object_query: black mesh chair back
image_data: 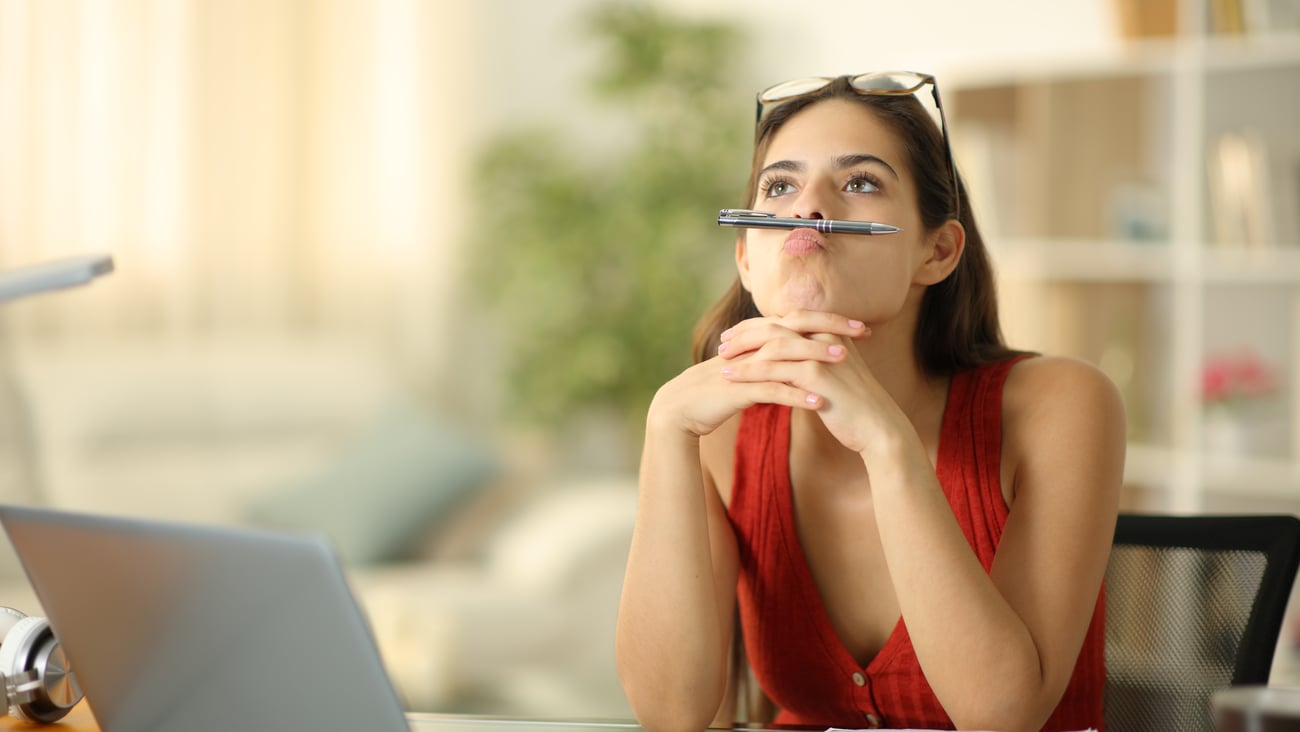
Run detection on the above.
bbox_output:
[1104,514,1300,732]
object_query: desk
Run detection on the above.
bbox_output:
[0,708,939,732]
[0,701,98,731]
[0,706,656,732]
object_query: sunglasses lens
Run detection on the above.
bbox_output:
[758,77,832,104]
[849,71,928,95]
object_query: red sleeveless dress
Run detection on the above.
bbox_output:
[727,357,1106,730]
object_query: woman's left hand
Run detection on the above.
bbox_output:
[716,310,914,456]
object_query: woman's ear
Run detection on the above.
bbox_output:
[914,219,965,286]
[735,234,753,292]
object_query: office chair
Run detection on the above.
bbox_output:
[1104,513,1300,732]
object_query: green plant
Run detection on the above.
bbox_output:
[467,4,752,437]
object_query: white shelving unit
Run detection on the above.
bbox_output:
[945,5,1300,514]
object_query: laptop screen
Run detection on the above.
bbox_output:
[0,506,410,732]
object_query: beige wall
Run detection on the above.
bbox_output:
[0,0,471,383]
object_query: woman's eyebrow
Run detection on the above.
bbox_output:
[757,159,803,179]
[758,154,900,181]
[835,153,899,180]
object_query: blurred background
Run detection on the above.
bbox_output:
[1,0,1297,718]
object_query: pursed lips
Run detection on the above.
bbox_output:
[783,227,826,256]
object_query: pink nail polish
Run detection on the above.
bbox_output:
[805,393,819,405]
[848,320,865,330]
[717,342,728,354]
[722,366,734,376]
[828,345,845,357]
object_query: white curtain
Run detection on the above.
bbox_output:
[0,0,472,377]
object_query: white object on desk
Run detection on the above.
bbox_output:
[1212,686,1300,729]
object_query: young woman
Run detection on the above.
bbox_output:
[615,73,1124,732]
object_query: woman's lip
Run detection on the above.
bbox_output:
[783,227,826,255]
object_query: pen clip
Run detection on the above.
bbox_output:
[719,209,774,218]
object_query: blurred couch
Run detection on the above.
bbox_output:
[0,336,637,716]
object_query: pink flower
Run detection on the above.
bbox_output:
[1201,350,1277,407]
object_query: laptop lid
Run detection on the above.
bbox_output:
[0,505,409,732]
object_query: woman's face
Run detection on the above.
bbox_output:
[737,98,940,325]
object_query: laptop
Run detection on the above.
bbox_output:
[0,505,411,732]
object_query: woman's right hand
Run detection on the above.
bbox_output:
[647,310,869,438]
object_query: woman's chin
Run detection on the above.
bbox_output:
[778,289,829,314]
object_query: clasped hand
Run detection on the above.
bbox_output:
[650,310,911,456]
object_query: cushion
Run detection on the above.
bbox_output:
[244,405,497,565]
[484,477,637,594]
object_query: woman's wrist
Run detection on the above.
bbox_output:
[644,410,705,448]
[858,426,928,481]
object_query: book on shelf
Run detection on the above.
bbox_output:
[1206,129,1300,248]
[1211,0,1248,34]
[1113,0,1179,38]
[1116,0,1300,38]
[1209,0,1300,34]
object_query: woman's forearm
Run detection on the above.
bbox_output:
[616,424,736,732]
[866,439,1057,731]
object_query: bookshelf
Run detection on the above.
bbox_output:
[946,0,1300,513]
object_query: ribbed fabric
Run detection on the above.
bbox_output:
[727,356,1106,730]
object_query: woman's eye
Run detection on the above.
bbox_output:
[762,178,795,198]
[845,176,878,194]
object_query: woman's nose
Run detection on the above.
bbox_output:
[792,196,827,221]
[791,181,831,220]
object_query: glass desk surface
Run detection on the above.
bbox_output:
[406,714,817,732]
[408,716,643,732]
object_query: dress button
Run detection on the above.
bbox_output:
[851,671,866,686]
[865,713,881,728]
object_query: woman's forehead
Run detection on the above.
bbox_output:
[761,98,902,167]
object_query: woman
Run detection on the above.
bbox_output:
[615,73,1124,732]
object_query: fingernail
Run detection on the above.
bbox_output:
[721,366,734,376]
[720,328,733,341]
[805,393,820,405]
[828,345,845,357]
[717,342,728,354]
[848,320,865,330]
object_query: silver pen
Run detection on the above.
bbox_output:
[717,209,901,235]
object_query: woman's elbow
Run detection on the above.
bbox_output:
[621,673,723,732]
[627,703,720,732]
[617,650,726,732]
[944,681,1062,732]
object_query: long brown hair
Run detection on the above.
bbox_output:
[690,76,1019,373]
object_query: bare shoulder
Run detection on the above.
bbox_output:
[700,412,743,507]
[1001,355,1127,504]
[1004,355,1126,428]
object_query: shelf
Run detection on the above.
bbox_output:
[989,240,1300,284]
[1202,248,1300,284]
[1193,31,1300,71]
[954,3,1300,514]
[990,239,1174,282]
[1202,454,1300,497]
[1125,442,1300,500]
[944,30,1300,89]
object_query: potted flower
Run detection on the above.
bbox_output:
[1200,349,1279,457]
